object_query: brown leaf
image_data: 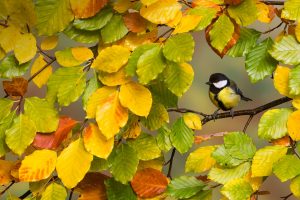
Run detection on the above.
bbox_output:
[268,5,276,22]
[123,13,147,33]
[205,16,240,58]
[131,168,168,198]
[288,25,296,35]
[75,172,109,200]
[271,136,291,147]
[3,77,28,97]
[32,116,78,150]
[10,161,21,181]
[224,0,243,6]
[0,160,14,184]
[70,0,108,19]
[196,175,210,183]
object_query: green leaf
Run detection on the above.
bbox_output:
[185,146,216,173]
[125,43,159,77]
[105,178,137,200]
[281,0,300,21]
[212,145,244,168]
[101,14,128,43]
[245,37,277,83]
[291,175,300,198]
[208,14,234,54]
[273,155,300,182]
[64,25,100,44]
[24,97,59,133]
[269,35,300,65]
[156,125,172,152]
[163,62,194,97]
[90,156,109,172]
[82,74,101,111]
[258,108,292,140]
[149,81,178,108]
[208,162,251,184]
[137,45,166,85]
[46,66,86,106]
[221,179,253,200]
[0,55,30,78]
[163,33,195,63]
[108,143,139,184]
[41,183,67,200]
[170,117,194,154]
[251,145,288,177]
[0,111,15,157]
[227,28,261,57]
[228,0,257,26]
[289,65,300,96]
[5,114,36,155]
[187,190,212,200]
[224,132,256,160]
[54,48,82,67]
[141,103,169,131]
[128,133,161,161]
[73,7,113,31]
[187,6,218,31]
[35,0,74,35]
[167,176,205,199]
[0,98,14,122]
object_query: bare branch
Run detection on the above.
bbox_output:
[280,193,293,200]
[28,58,56,83]
[262,0,284,5]
[0,181,15,196]
[243,115,254,133]
[154,28,174,43]
[262,22,284,34]
[167,148,176,179]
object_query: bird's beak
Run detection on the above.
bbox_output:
[206,82,211,85]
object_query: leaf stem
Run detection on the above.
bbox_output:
[167,148,176,179]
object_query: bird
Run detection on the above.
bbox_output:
[206,73,252,118]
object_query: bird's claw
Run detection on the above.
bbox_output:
[212,109,220,121]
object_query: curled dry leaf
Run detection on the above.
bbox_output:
[70,0,108,19]
[131,168,168,198]
[3,77,28,97]
[123,12,147,33]
[32,116,78,150]
[75,172,109,200]
[271,136,291,147]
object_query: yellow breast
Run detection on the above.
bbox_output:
[217,87,241,110]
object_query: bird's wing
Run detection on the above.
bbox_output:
[229,80,252,101]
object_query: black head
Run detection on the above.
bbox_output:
[206,73,230,92]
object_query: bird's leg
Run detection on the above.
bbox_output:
[212,108,220,121]
[230,109,234,118]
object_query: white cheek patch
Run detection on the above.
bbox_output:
[213,80,228,88]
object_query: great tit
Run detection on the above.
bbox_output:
[206,73,252,117]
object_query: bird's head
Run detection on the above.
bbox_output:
[206,73,230,89]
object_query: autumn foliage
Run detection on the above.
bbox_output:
[0,0,300,199]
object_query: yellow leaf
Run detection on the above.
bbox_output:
[96,91,128,139]
[71,47,94,62]
[287,110,300,141]
[173,15,202,34]
[83,123,114,159]
[273,65,292,97]
[30,55,52,88]
[296,23,300,43]
[19,150,57,182]
[86,86,117,118]
[14,33,37,64]
[98,67,131,86]
[256,2,274,23]
[293,96,300,109]
[56,138,93,188]
[0,160,14,184]
[183,112,202,130]
[55,48,83,67]
[113,0,132,13]
[70,0,107,19]
[92,45,131,73]
[119,82,152,117]
[140,0,182,24]
[244,172,262,192]
[0,26,21,53]
[140,0,159,6]
[123,121,141,139]
[138,157,164,171]
[0,47,5,60]
[41,36,58,51]
[166,11,182,28]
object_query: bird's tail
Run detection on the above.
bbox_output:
[241,95,252,101]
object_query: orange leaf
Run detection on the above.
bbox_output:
[131,168,168,198]
[3,77,28,97]
[271,136,291,147]
[70,0,108,19]
[32,116,78,150]
[0,160,14,184]
[123,13,147,33]
[224,0,242,5]
[75,172,109,200]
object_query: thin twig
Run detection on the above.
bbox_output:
[28,58,56,83]
[280,193,293,200]
[69,188,74,200]
[154,28,174,43]
[19,190,32,199]
[0,181,15,195]
[0,22,8,27]
[167,108,208,117]
[261,0,284,5]
[37,45,55,60]
[262,22,284,34]
[167,148,176,179]
[291,139,300,159]
[243,115,254,133]
[179,0,193,8]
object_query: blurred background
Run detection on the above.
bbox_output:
[0,18,295,199]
